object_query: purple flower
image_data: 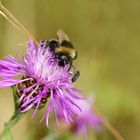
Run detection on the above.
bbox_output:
[0,39,82,126]
[70,95,102,136]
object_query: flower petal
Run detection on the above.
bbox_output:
[0,79,21,87]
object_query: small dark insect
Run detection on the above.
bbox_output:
[44,30,80,82]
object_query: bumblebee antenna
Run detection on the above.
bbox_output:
[0,2,39,45]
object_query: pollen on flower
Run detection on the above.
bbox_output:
[17,76,50,110]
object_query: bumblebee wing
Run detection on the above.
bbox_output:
[57,29,70,43]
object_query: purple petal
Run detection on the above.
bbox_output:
[32,98,41,118]
[20,102,35,112]
[0,79,21,87]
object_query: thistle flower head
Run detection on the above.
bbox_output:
[70,95,102,135]
[0,40,82,126]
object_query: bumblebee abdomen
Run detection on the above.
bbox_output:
[56,46,77,59]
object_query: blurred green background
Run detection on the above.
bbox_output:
[0,0,140,140]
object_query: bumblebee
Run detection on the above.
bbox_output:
[45,30,80,82]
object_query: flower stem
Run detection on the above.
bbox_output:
[0,86,24,140]
[94,106,125,140]
[0,111,23,140]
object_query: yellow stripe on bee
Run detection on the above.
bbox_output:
[56,46,76,58]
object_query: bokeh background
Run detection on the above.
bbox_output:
[0,0,140,140]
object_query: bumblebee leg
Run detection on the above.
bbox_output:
[67,61,73,71]
[40,40,48,47]
[72,70,80,82]
[41,40,49,55]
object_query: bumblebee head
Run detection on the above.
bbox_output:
[55,52,72,66]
